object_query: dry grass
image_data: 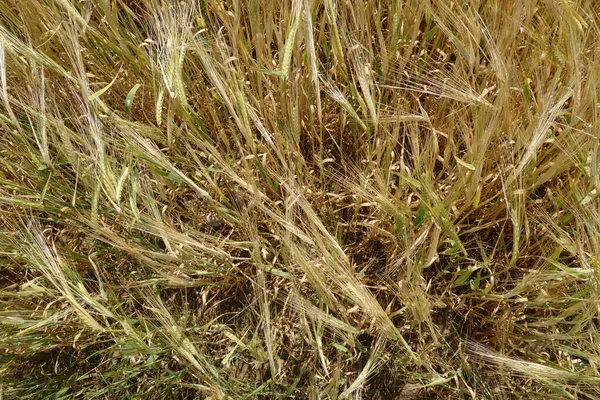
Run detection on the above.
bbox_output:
[1,0,600,398]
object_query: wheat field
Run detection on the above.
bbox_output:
[1,0,600,398]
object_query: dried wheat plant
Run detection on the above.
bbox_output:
[1,0,600,398]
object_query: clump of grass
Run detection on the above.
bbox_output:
[1,0,600,398]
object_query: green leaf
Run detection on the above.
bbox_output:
[423,24,439,42]
[253,158,269,180]
[579,188,597,205]
[454,156,476,170]
[321,38,330,59]
[414,206,426,227]
[277,117,292,142]
[332,343,348,353]
[257,263,292,279]
[454,268,473,286]
[400,174,422,189]
[469,276,480,291]
[124,83,142,117]
[395,218,405,236]
[165,172,185,184]
[89,71,120,101]
[145,354,158,366]
[422,376,452,387]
